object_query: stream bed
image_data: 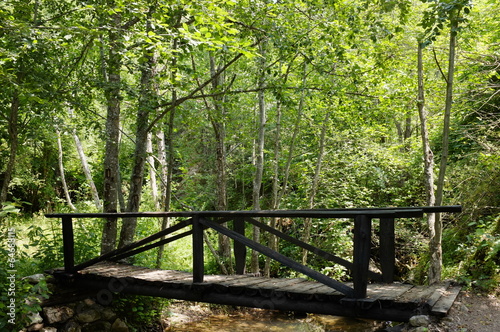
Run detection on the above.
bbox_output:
[165,303,392,331]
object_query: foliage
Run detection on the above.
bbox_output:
[112,294,169,331]
[0,226,51,330]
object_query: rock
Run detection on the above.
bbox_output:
[101,307,117,321]
[76,309,101,323]
[409,315,430,327]
[81,320,112,332]
[111,318,129,332]
[43,306,74,324]
[83,298,96,307]
[412,327,428,332]
[64,319,82,332]
[24,274,45,284]
[27,323,44,331]
[28,312,43,325]
[40,327,57,332]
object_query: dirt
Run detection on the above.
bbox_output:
[426,291,500,332]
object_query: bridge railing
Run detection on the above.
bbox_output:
[46,206,461,299]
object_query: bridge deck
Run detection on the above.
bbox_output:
[49,261,461,322]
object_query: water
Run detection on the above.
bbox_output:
[165,308,389,331]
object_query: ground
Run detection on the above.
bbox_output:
[163,291,500,332]
[427,291,500,332]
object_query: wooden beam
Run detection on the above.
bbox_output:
[379,218,395,283]
[192,215,204,283]
[62,216,74,273]
[233,218,246,274]
[353,215,371,298]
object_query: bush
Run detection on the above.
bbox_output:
[112,294,169,331]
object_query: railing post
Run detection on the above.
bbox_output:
[379,217,395,283]
[353,214,371,298]
[233,218,246,274]
[61,216,74,273]
[192,215,204,283]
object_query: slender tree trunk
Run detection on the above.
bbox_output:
[156,37,178,268]
[429,17,458,284]
[0,91,20,204]
[119,20,157,248]
[73,131,102,210]
[204,232,228,275]
[251,40,267,275]
[209,54,232,274]
[265,60,300,276]
[101,9,122,254]
[417,42,438,284]
[56,130,76,211]
[302,112,330,265]
[265,101,283,277]
[146,132,160,210]
[155,109,175,268]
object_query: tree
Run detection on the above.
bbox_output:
[419,0,471,283]
[101,0,125,254]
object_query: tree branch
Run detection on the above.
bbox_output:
[432,46,448,83]
[147,39,262,132]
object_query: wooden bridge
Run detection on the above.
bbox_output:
[45,206,462,322]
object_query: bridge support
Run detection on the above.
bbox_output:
[353,215,371,298]
[192,215,204,283]
[62,216,74,273]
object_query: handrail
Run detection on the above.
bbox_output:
[44,205,461,219]
[46,206,462,299]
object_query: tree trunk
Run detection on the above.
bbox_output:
[155,109,176,268]
[56,130,76,211]
[119,23,157,249]
[156,37,178,268]
[73,131,102,210]
[417,42,437,284]
[209,54,233,274]
[100,9,122,254]
[251,40,267,275]
[0,91,20,204]
[430,16,458,284]
[302,112,330,265]
[146,132,160,211]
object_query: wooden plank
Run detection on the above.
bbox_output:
[203,274,248,283]
[366,283,414,301]
[217,275,268,287]
[396,285,436,304]
[84,264,140,277]
[248,278,305,290]
[426,282,451,309]
[280,280,324,293]
[431,285,462,315]
[304,284,345,296]
[256,278,307,290]
[133,270,191,282]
